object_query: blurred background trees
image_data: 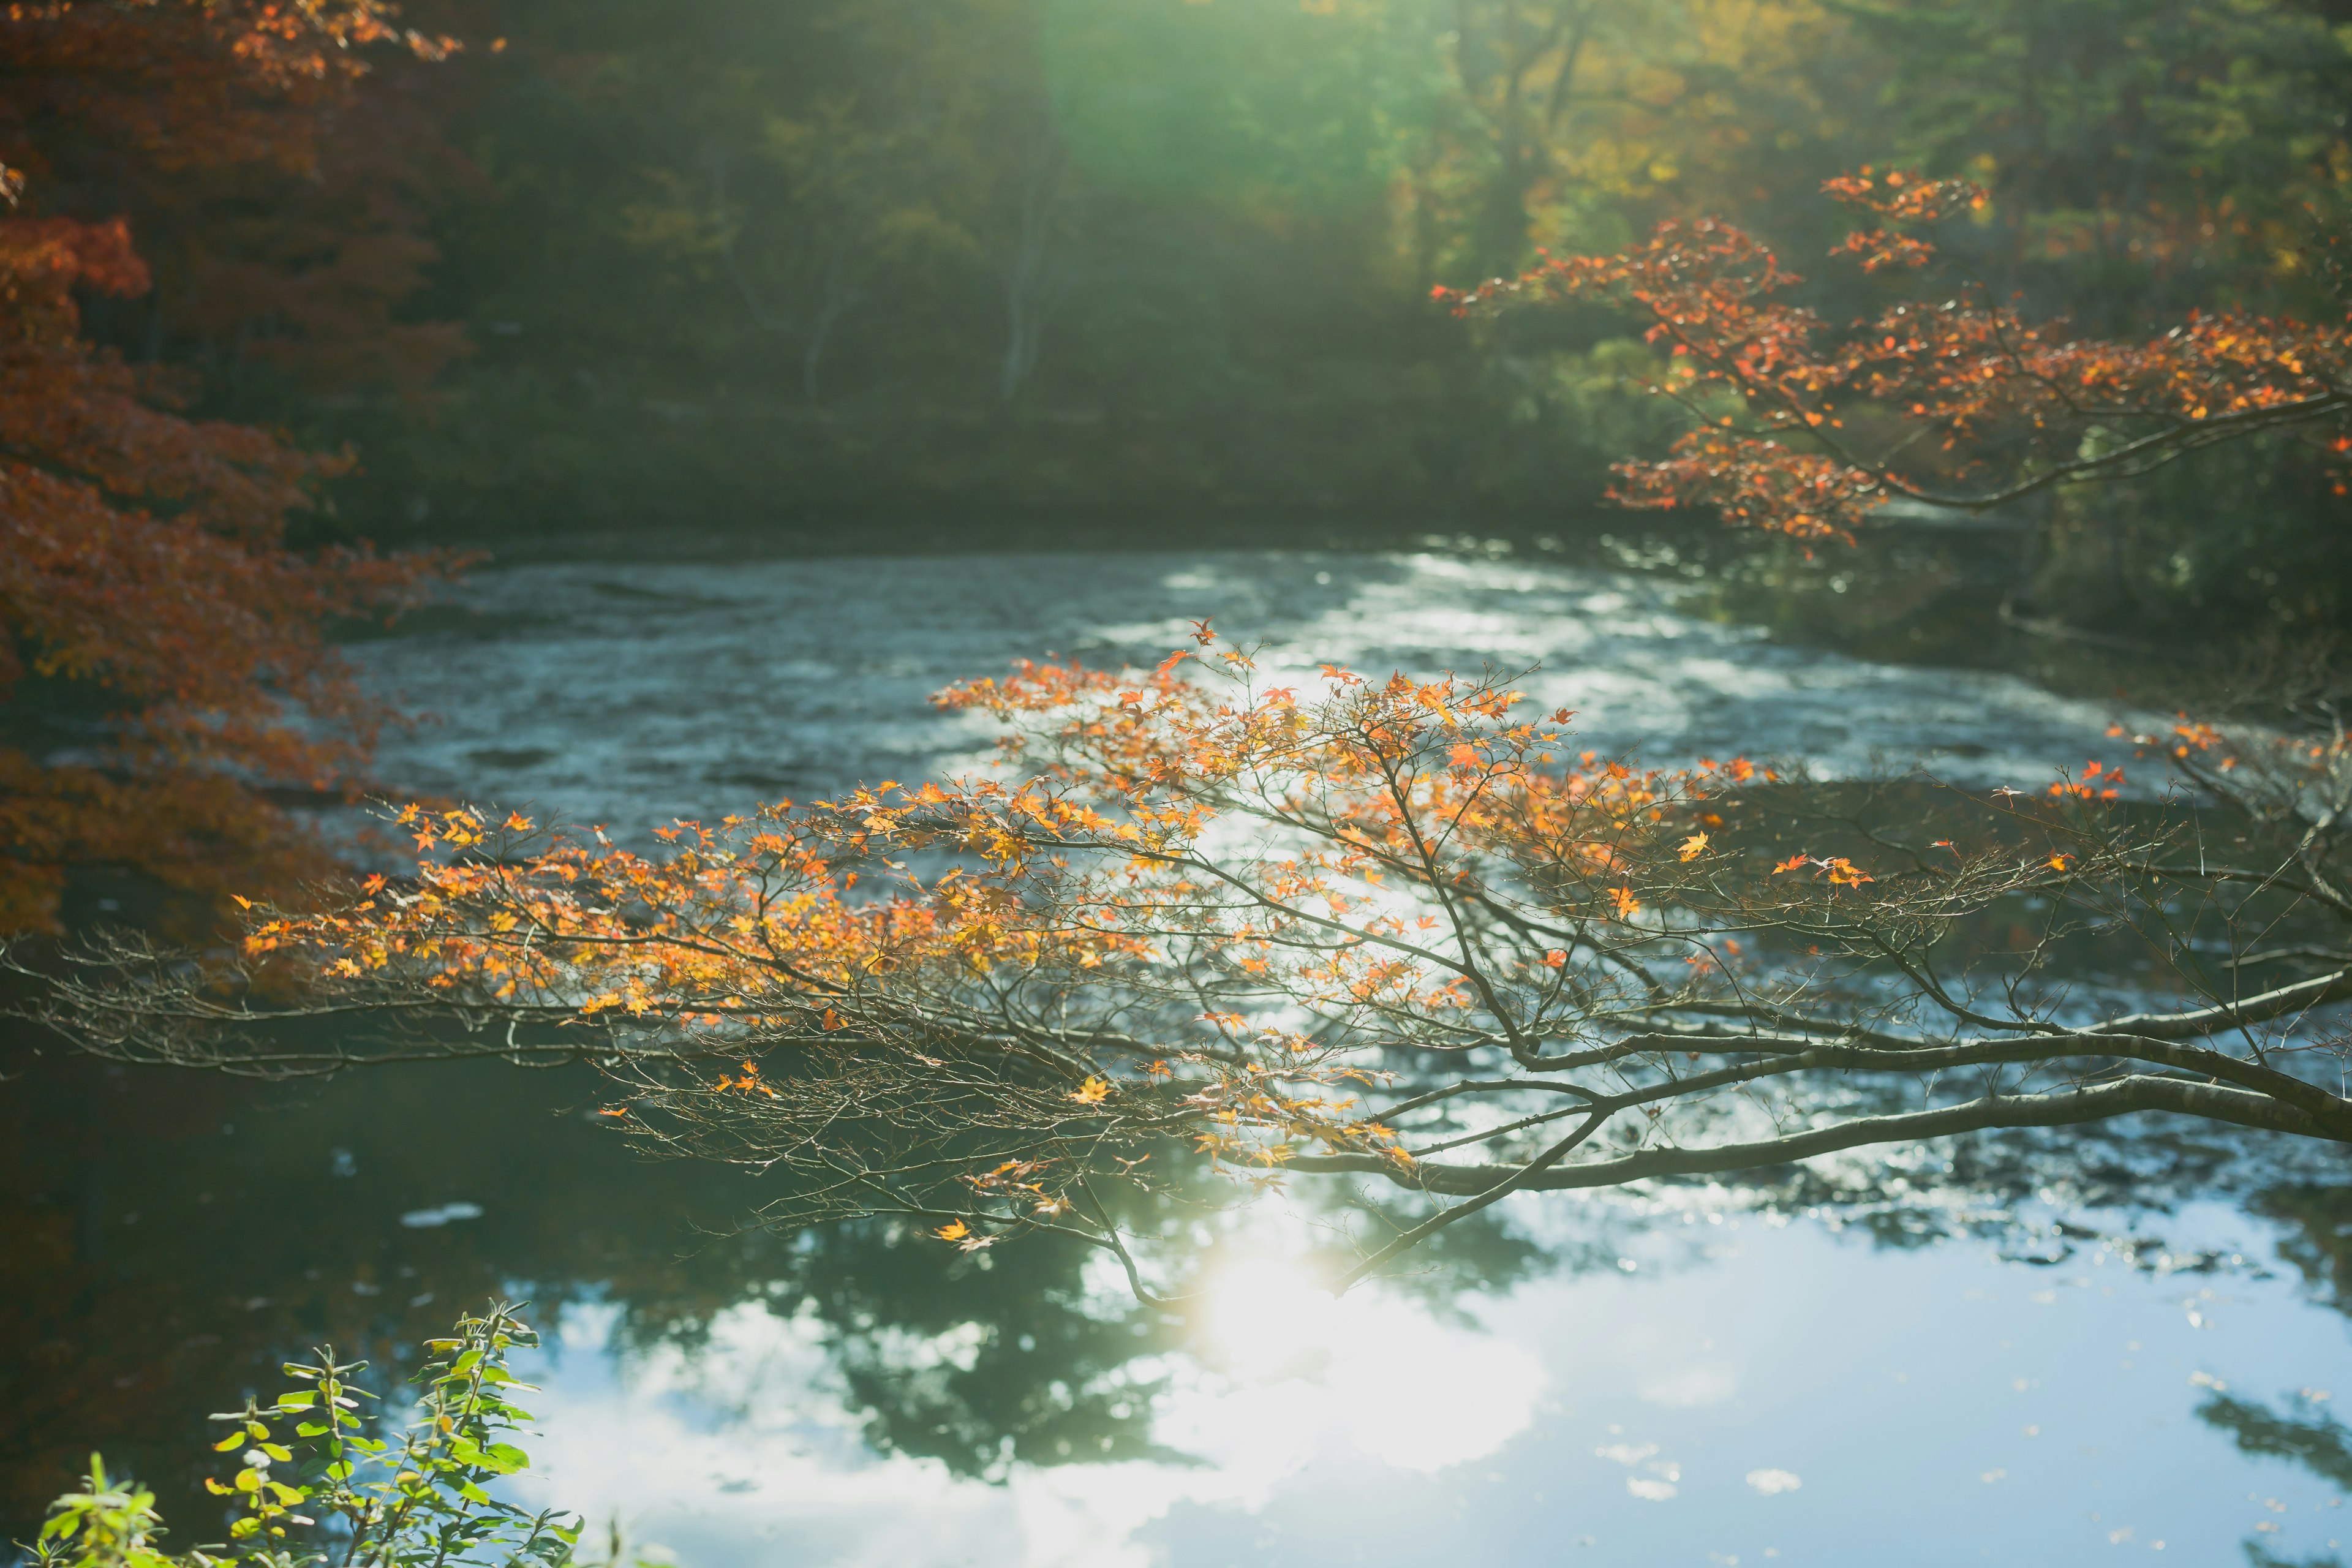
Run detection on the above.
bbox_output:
[19,0,2352,617]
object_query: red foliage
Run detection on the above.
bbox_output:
[1446,168,2352,541]
[0,2,461,933]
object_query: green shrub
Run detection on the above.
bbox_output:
[25,1305,600,1568]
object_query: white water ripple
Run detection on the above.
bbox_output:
[355,549,2138,842]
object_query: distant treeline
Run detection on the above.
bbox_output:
[56,0,2352,622]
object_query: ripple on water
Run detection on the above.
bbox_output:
[356,549,2143,839]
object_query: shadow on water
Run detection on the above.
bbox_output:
[0,1044,1553,1537]
[8,1028,2352,1547]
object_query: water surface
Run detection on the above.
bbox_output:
[8,548,2345,1566]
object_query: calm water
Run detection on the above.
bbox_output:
[8,549,2348,1565]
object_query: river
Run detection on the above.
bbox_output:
[6,547,2347,1566]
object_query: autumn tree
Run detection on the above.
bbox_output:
[30,630,2352,1295]
[1444,169,2352,545]
[28,166,2352,1291]
[0,1,459,934]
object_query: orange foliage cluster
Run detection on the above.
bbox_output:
[1443,168,2352,540]
[0,2,457,932]
[230,634,1872,1242]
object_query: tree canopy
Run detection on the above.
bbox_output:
[0,1,456,933]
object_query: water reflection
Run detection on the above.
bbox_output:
[7,1042,2352,1564]
[12,546,2352,1561]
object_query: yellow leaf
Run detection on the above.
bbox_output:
[933,1219,970,1242]
[1678,832,1709,861]
[1069,1076,1111,1105]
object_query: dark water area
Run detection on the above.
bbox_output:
[9,547,2352,1565]
[10,1043,2352,1565]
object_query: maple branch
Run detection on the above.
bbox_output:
[1298,1074,2347,1200]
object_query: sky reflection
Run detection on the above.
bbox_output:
[336,548,2348,1562]
[505,1197,2349,1567]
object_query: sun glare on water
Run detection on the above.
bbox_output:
[1178,1253,1546,1473]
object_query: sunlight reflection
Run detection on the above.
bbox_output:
[1196,1257,1340,1381]
[483,1203,2352,1568]
[1176,1250,1545,1474]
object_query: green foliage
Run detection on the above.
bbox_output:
[24,1306,582,1568]
[28,1461,174,1568]
[2032,435,2352,630]
[1862,0,2352,324]
[48,0,2352,636]
[1042,0,1442,210]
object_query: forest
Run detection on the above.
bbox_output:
[34,0,2352,572]
[9,0,2352,1564]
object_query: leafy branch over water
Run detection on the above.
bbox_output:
[26,620,2352,1296]
[23,164,2352,1297]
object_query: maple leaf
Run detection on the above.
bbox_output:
[933,1220,970,1242]
[1069,1076,1112,1105]
[1678,832,1709,861]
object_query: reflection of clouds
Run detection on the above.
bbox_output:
[510,1256,1544,1568]
[1174,1254,1545,1475]
[517,1302,1033,1567]
[1640,1363,1738,1409]
[496,1204,2352,1567]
